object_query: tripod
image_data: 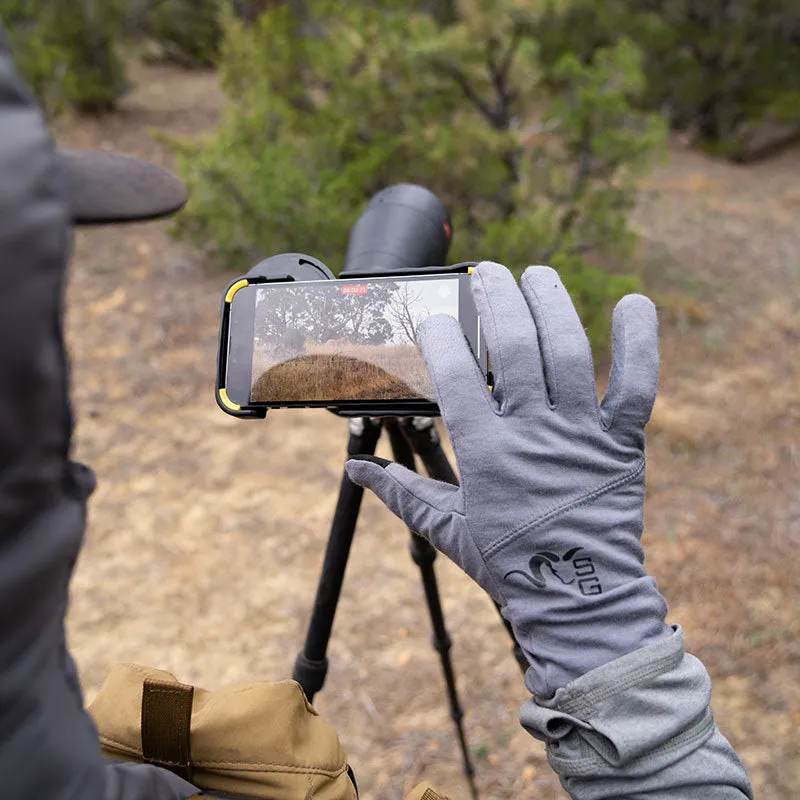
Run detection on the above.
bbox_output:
[292,416,528,799]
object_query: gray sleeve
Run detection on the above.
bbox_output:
[519,626,753,799]
[0,26,196,800]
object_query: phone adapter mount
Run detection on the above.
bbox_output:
[247,252,335,283]
[215,253,335,419]
[215,185,475,420]
[215,252,475,421]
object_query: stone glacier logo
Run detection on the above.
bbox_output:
[503,547,603,596]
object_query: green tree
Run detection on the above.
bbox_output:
[171,1,666,346]
[536,0,800,157]
[57,0,128,113]
[134,0,283,69]
[142,0,222,68]
[0,0,67,114]
[0,0,127,115]
[646,0,800,148]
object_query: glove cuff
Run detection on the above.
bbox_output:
[511,575,670,697]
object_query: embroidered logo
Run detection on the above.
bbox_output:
[503,547,603,595]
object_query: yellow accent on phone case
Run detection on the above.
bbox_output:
[218,388,241,411]
[225,279,249,304]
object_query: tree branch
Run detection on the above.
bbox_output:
[439,62,504,128]
[542,119,594,260]
[485,26,522,129]
[488,26,524,216]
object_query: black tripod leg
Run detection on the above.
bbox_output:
[292,417,383,702]
[385,420,478,800]
[400,418,530,675]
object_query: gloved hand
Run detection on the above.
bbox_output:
[346,262,671,697]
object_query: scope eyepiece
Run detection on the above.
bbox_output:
[342,184,452,275]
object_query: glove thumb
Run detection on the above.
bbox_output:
[345,456,458,542]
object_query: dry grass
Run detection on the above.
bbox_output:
[252,343,434,402]
[52,63,799,799]
[253,354,420,402]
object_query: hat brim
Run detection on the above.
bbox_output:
[58,149,188,226]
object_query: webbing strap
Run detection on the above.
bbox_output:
[141,678,194,781]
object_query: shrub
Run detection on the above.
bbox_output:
[536,0,800,157]
[56,0,128,113]
[143,0,222,68]
[135,0,280,70]
[0,0,67,115]
[171,1,666,347]
[0,0,127,115]
[646,0,800,150]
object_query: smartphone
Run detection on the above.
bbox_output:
[220,272,486,414]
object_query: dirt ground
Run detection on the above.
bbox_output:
[55,62,799,799]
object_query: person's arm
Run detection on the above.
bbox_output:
[518,626,751,799]
[0,28,196,799]
[347,262,753,798]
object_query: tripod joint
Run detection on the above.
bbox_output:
[292,653,329,702]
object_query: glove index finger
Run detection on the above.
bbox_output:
[345,456,459,545]
[419,313,497,438]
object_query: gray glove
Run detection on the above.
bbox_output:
[346,262,671,697]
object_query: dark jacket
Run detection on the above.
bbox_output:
[0,29,196,799]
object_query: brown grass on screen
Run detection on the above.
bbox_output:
[251,345,435,402]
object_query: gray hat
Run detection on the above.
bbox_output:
[59,149,188,225]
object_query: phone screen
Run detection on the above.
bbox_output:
[226,273,481,407]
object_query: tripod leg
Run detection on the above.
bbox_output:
[400,418,530,675]
[385,420,478,800]
[292,417,382,703]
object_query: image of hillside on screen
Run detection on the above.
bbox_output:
[251,278,459,403]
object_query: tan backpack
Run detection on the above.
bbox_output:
[89,664,451,800]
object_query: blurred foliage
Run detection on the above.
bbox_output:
[0,0,269,111]
[229,0,281,24]
[536,0,800,156]
[2,0,793,337]
[3,0,795,150]
[56,0,128,113]
[137,1,285,67]
[0,0,127,115]
[142,0,222,68]
[0,0,65,112]
[172,1,663,346]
